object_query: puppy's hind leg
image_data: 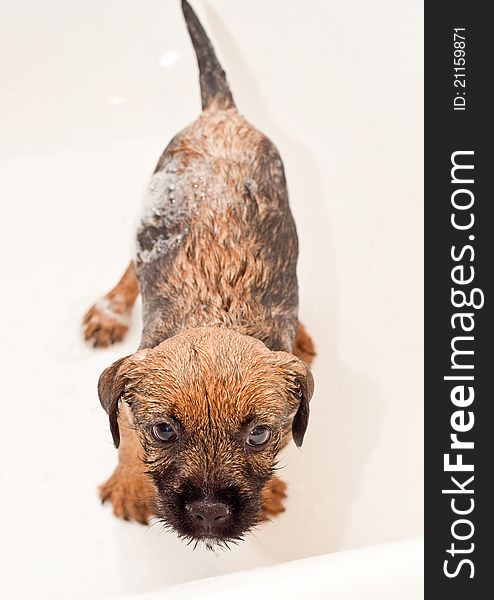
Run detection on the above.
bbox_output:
[84,261,139,347]
[292,322,316,366]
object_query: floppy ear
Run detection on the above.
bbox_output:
[290,359,314,447]
[274,352,315,447]
[98,356,131,448]
[292,361,314,448]
[98,349,150,447]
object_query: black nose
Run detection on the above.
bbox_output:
[187,500,229,530]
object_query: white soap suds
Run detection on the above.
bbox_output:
[136,232,184,263]
[137,154,241,263]
[93,297,130,326]
[244,178,258,196]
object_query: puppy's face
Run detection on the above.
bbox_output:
[98,327,313,547]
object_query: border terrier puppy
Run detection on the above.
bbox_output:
[84,0,315,548]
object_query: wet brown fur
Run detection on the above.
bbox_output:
[83,1,315,546]
[136,106,300,352]
[94,328,313,543]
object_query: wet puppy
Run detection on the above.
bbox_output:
[84,0,315,548]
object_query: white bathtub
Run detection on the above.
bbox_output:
[0,0,423,598]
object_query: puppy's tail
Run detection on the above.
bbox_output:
[181,0,236,111]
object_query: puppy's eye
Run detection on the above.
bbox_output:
[246,425,271,447]
[152,422,178,442]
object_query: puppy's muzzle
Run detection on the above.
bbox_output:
[187,499,230,533]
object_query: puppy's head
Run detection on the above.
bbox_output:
[98,327,313,547]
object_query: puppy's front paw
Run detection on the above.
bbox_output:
[260,476,287,521]
[83,298,130,347]
[99,471,155,525]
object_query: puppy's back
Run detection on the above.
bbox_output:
[136,1,299,352]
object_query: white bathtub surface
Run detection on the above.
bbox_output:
[131,538,424,600]
[0,0,423,598]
